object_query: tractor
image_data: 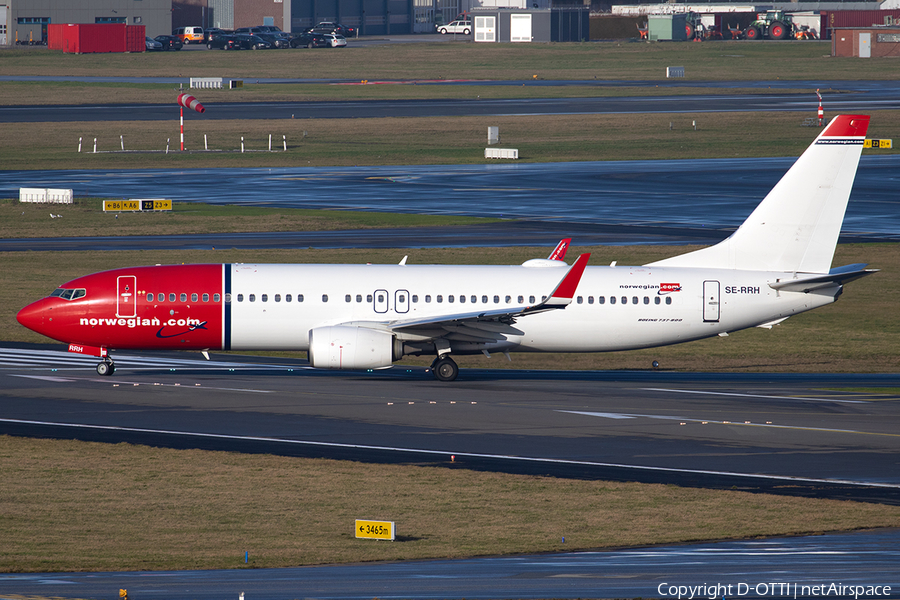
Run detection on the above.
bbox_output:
[684,12,723,41]
[744,10,794,40]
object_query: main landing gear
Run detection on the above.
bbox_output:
[431,356,459,382]
[96,357,116,376]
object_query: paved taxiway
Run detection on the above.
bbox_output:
[2,529,899,599]
[2,345,899,503]
[3,79,900,123]
[2,156,899,241]
[4,92,900,123]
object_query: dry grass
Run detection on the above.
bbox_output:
[0,42,893,81]
[2,435,898,572]
[2,110,898,171]
[3,243,897,373]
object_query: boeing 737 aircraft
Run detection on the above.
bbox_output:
[17,115,876,381]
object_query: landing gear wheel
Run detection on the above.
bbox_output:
[96,360,115,376]
[432,356,459,382]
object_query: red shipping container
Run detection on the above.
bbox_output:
[126,25,145,52]
[48,23,146,54]
[47,24,64,50]
[820,10,900,39]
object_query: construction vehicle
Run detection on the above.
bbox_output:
[794,25,818,40]
[744,10,794,40]
[684,12,723,41]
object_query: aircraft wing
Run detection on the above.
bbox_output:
[769,264,878,293]
[339,253,590,342]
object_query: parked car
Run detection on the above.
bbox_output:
[203,28,230,43]
[322,33,348,47]
[255,32,290,48]
[310,22,356,37]
[232,34,273,50]
[173,26,205,44]
[290,32,330,48]
[154,35,183,50]
[145,36,164,51]
[235,26,291,46]
[207,33,238,50]
[436,20,471,34]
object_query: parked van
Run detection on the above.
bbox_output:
[173,26,204,44]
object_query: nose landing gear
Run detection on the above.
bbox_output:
[431,356,459,382]
[96,358,116,376]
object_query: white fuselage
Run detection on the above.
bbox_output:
[228,263,836,353]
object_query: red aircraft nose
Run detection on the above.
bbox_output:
[17,299,47,335]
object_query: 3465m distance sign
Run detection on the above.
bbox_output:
[355,519,395,541]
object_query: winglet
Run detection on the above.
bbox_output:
[533,252,590,310]
[547,238,571,261]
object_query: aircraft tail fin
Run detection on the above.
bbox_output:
[547,238,571,261]
[647,115,869,274]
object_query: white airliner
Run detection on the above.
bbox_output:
[17,115,875,381]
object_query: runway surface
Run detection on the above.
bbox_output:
[2,529,899,599]
[2,156,899,244]
[2,78,900,122]
[2,344,898,503]
[4,92,900,122]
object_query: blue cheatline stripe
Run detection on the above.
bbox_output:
[224,264,232,351]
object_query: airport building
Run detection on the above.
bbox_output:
[1,0,172,43]
[1,0,895,43]
[172,0,587,36]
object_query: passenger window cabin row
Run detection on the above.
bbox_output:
[227,292,673,306]
[148,292,221,303]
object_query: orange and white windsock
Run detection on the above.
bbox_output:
[816,89,824,122]
[177,93,206,113]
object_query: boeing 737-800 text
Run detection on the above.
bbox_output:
[17,115,875,381]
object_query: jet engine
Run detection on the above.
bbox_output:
[308,326,399,370]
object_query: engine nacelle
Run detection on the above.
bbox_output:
[308,326,397,370]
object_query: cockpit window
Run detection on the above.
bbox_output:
[50,288,86,301]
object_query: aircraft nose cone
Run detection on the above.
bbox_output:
[17,300,46,334]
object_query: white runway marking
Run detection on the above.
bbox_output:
[0,348,301,372]
[2,417,898,489]
[559,410,899,438]
[7,373,274,394]
[641,387,868,404]
[8,374,76,383]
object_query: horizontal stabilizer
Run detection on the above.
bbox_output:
[769,264,878,293]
